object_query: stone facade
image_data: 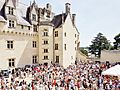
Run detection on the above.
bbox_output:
[99,50,120,63]
[0,0,80,69]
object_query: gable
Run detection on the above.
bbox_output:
[31,6,37,15]
[64,14,79,34]
[26,2,38,24]
[63,14,73,28]
[6,0,15,8]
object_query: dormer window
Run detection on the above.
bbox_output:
[9,20,15,28]
[8,7,14,15]
[32,14,36,21]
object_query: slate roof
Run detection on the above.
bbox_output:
[0,0,31,26]
[0,1,6,21]
[0,1,5,10]
[0,1,68,28]
[16,14,31,26]
[16,2,31,26]
[0,15,6,22]
[52,13,67,28]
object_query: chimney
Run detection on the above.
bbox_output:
[46,3,52,11]
[65,3,71,14]
[72,14,76,26]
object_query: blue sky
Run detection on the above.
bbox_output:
[21,0,120,47]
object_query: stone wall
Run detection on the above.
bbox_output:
[98,50,120,63]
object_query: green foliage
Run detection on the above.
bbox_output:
[113,33,120,49]
[109,46,114,50]
[89,33,111,58]
[80,47,88,56]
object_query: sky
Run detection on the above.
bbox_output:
[21,0,120,47]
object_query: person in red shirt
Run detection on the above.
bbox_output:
[52,79,56,87]
[32,81,34,90]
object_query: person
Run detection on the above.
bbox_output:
[52,79,56,87]
[32,81,34,90]
[76,80,80,90]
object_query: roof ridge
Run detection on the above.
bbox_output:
[18,1,29,7]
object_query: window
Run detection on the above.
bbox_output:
[8,7,14,15]
[33,41,37,48]
[33,25,37,32]
[44,40,48,44]
[8,58,15,67]
[21,25,24,29]
[75,34,76,37]
[64,32,66,37]
[44,56,48,60]
[64,44,66,50]
[9,20,15,28]
[56,56,59,63]
[75,47,76,50]
[32,56,37,64]
[43,31,48,36]
[75,41,76,44]
[43,29,48,36]
[77,35,79,38]
[55,44,58,50]
[7,41,13,49]
[55,31,58,37]
[71,56,73,59]
[44,49,48,53]
[32,14,36,21]
[28,26,30,30]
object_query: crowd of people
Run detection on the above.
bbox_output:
[0,60,120,90]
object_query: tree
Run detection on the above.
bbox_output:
[113,33,120,49]
[80,47,88,56]
[89,33,111,58]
